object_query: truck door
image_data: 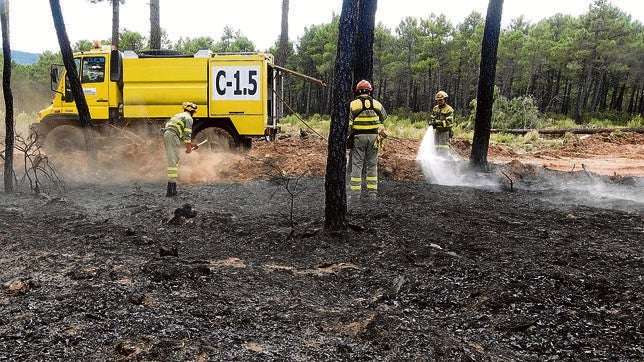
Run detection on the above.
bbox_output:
[60,55,110,120]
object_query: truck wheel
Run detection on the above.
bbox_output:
[43,125,86,154]
[193,127,236,152]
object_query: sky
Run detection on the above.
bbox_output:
[4,0,643,54]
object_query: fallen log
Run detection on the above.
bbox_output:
[490,127,644,135]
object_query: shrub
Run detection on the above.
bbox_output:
[467,92,541,130]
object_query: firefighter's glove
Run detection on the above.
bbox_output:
[373,130,387,150]
[185,143,196,153]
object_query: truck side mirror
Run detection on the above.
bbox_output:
[50,64,64,95]
[50,68,58,85]
[110,49,122,84]
[64,77,73,102]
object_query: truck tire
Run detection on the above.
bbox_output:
[193,127,236,152]
[43,125,86,154]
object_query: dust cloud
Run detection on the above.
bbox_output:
[46,137,239,186]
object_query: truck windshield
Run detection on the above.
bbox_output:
[81,56,105,83]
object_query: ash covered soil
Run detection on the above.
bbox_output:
[1,132,642,360]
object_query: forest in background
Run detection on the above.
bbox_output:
[1,0,642,127]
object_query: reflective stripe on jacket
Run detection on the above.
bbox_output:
[349,95,387,133]
[430,104,455,130]
[164,111,194,144]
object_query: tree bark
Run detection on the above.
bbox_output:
[324,0,359,230]
[1,0,14,193]
[277,0,289,66]
[49,0,97,164]
[353,0,376,83]
[149,0,160,49]
[111,0,119,49]
[470,0,503,172]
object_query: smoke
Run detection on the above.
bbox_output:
[415,127,643,214]
[532,175,644,214]
[416,127,501,190]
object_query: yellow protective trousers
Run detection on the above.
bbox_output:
[349,133,379,197]
[163,130,181,182]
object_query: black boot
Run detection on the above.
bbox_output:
[166,182,177,197]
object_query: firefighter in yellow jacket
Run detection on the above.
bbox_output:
[429,91,455,158]
[162,102,199,197]
[347,80,387,199]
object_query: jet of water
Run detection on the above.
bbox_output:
[416,126,500,189]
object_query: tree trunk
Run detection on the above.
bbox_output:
[324,0,359,231]
[353,0,376,83]
[111,0,119,49]
[470,0,503,172]
[150,0,160,49]
[277,0,289,66]
[1,0,14,193]
[49,0,97,164]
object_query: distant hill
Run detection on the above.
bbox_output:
[10,50,39,65]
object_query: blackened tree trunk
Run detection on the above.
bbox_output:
[276,0,289,118]
[353,0,376,83]
[150,0,160,49]
[470,0,503,172]
[49,0,97,162]
[1,0,14,193]
[324,0,359,230]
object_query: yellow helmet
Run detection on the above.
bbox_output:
[182,101,197,112]
[435,91,448,100]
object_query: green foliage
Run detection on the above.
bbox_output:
[73,40,95,52]
[212,26,256,52]
[5,1,641,124]
[492,132,517,146]
[625,115,643,128]
[1,52,59,113]
[279,114,330,137]
[120,29,146,52]
[550,117,577,129]
[468,93,542,130]
[173,37,215,55]
[588,109,635,126]
[523,129,540,142]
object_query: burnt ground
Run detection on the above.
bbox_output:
[0,131,642,360]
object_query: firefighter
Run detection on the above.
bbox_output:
[347,79,388,199]
[162,101,199,197]
[429,90,455,158]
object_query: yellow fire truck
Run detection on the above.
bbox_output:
[34,44,301,152]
